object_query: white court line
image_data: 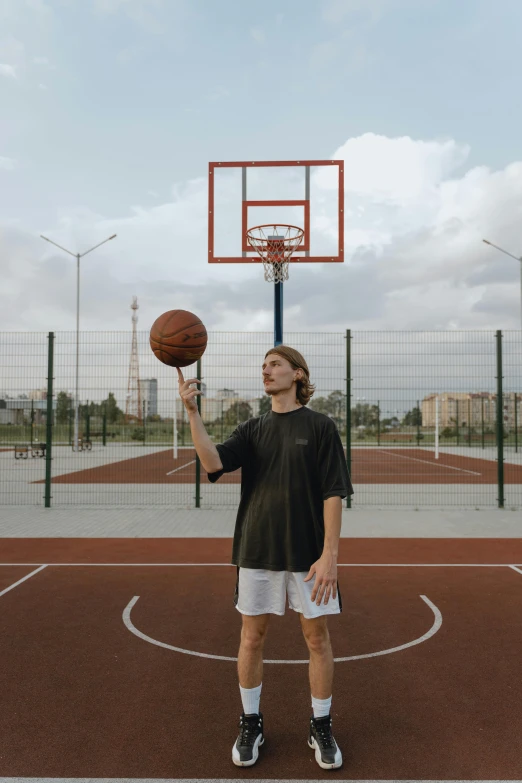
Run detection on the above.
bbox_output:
[166,460,196,476]
[0,562,520,568]
[374,448,482,475]
[510,565,522,575]
[0,564,47,598]
[123,594,442,664]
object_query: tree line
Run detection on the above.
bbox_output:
[54,389,422,429]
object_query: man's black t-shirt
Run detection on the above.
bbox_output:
[208,406,353,572]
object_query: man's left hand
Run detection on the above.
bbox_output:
[304,553,338,605]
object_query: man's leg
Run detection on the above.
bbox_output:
[299,614,333,700]
[232,614,270,767]
[238,613,270,690]
[300,614,342,769]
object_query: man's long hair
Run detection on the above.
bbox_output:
[264,345,315,406]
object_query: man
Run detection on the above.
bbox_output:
[177,345,353,770]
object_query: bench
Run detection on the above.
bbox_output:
[14,443,47,459]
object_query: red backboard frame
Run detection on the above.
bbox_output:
[208,160,344,264]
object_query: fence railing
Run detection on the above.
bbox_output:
[1,330,521,508]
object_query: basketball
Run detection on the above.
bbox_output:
[149,309,208,367]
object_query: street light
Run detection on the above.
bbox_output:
[40,233,117,451]
[482,239,522,331]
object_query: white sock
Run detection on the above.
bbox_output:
[312,695,332,718]
[240,683,262,715]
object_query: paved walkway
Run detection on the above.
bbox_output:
[0,506,520,538]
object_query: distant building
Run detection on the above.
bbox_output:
[422,392,521,428]
[139,379,158,417]
[201,395,260,422]
[0,396,55,425]
[28,389,47,401]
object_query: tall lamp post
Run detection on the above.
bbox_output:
[40,233,117,451]
[482,239,522,331]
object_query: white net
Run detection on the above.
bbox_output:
[246,224,305,283]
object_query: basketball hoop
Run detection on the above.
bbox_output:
[246,224,305,284]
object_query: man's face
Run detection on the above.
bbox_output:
[262,354,301,395]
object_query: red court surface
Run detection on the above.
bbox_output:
[36,446,522,484]
[1,538,522,779]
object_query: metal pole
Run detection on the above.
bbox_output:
[377,400,380,446]
[481,396,485,449]
[85,403,90,441]
[74,253,80,452]
[274,282,283,346]
[515,392,518,454]
[173,394,178,459]
[455,399,459,445]
[416,399,421,446]
[44,332,54,508]
[435,396,439,459]
[195,358,202,508]
[40,234,116,452]
[496,330,505,509]
[468,398,471,447]
[345,329,352,509]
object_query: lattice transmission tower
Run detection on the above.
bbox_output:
[125,296,142,424]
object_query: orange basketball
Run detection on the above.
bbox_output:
[149,309,208,367]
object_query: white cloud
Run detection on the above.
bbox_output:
[2,132,522,334]
[0,36,26,78]
[0,62,16,77]
[0,156,16,170]
[250,27,265,44]
[207,86,230,102]
[321,0,427,24]
[92,0,166,31]
[322,0,385,23]
[310,40,339,69]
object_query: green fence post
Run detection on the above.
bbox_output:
[102,408,107,446]
[195,358,202,508]
[514,392,518,454]
[44,332,54,508]
[345,329,352,509]
[496,330,504,509]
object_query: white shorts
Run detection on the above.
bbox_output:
[234,567,342,619]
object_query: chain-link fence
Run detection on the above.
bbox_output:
[1,330,520,508]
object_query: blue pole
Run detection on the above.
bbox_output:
[274,281,283,346]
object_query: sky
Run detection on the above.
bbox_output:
[1,0,522,336]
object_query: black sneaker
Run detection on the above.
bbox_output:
[308,714,343,769]
[232,711,264,767]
